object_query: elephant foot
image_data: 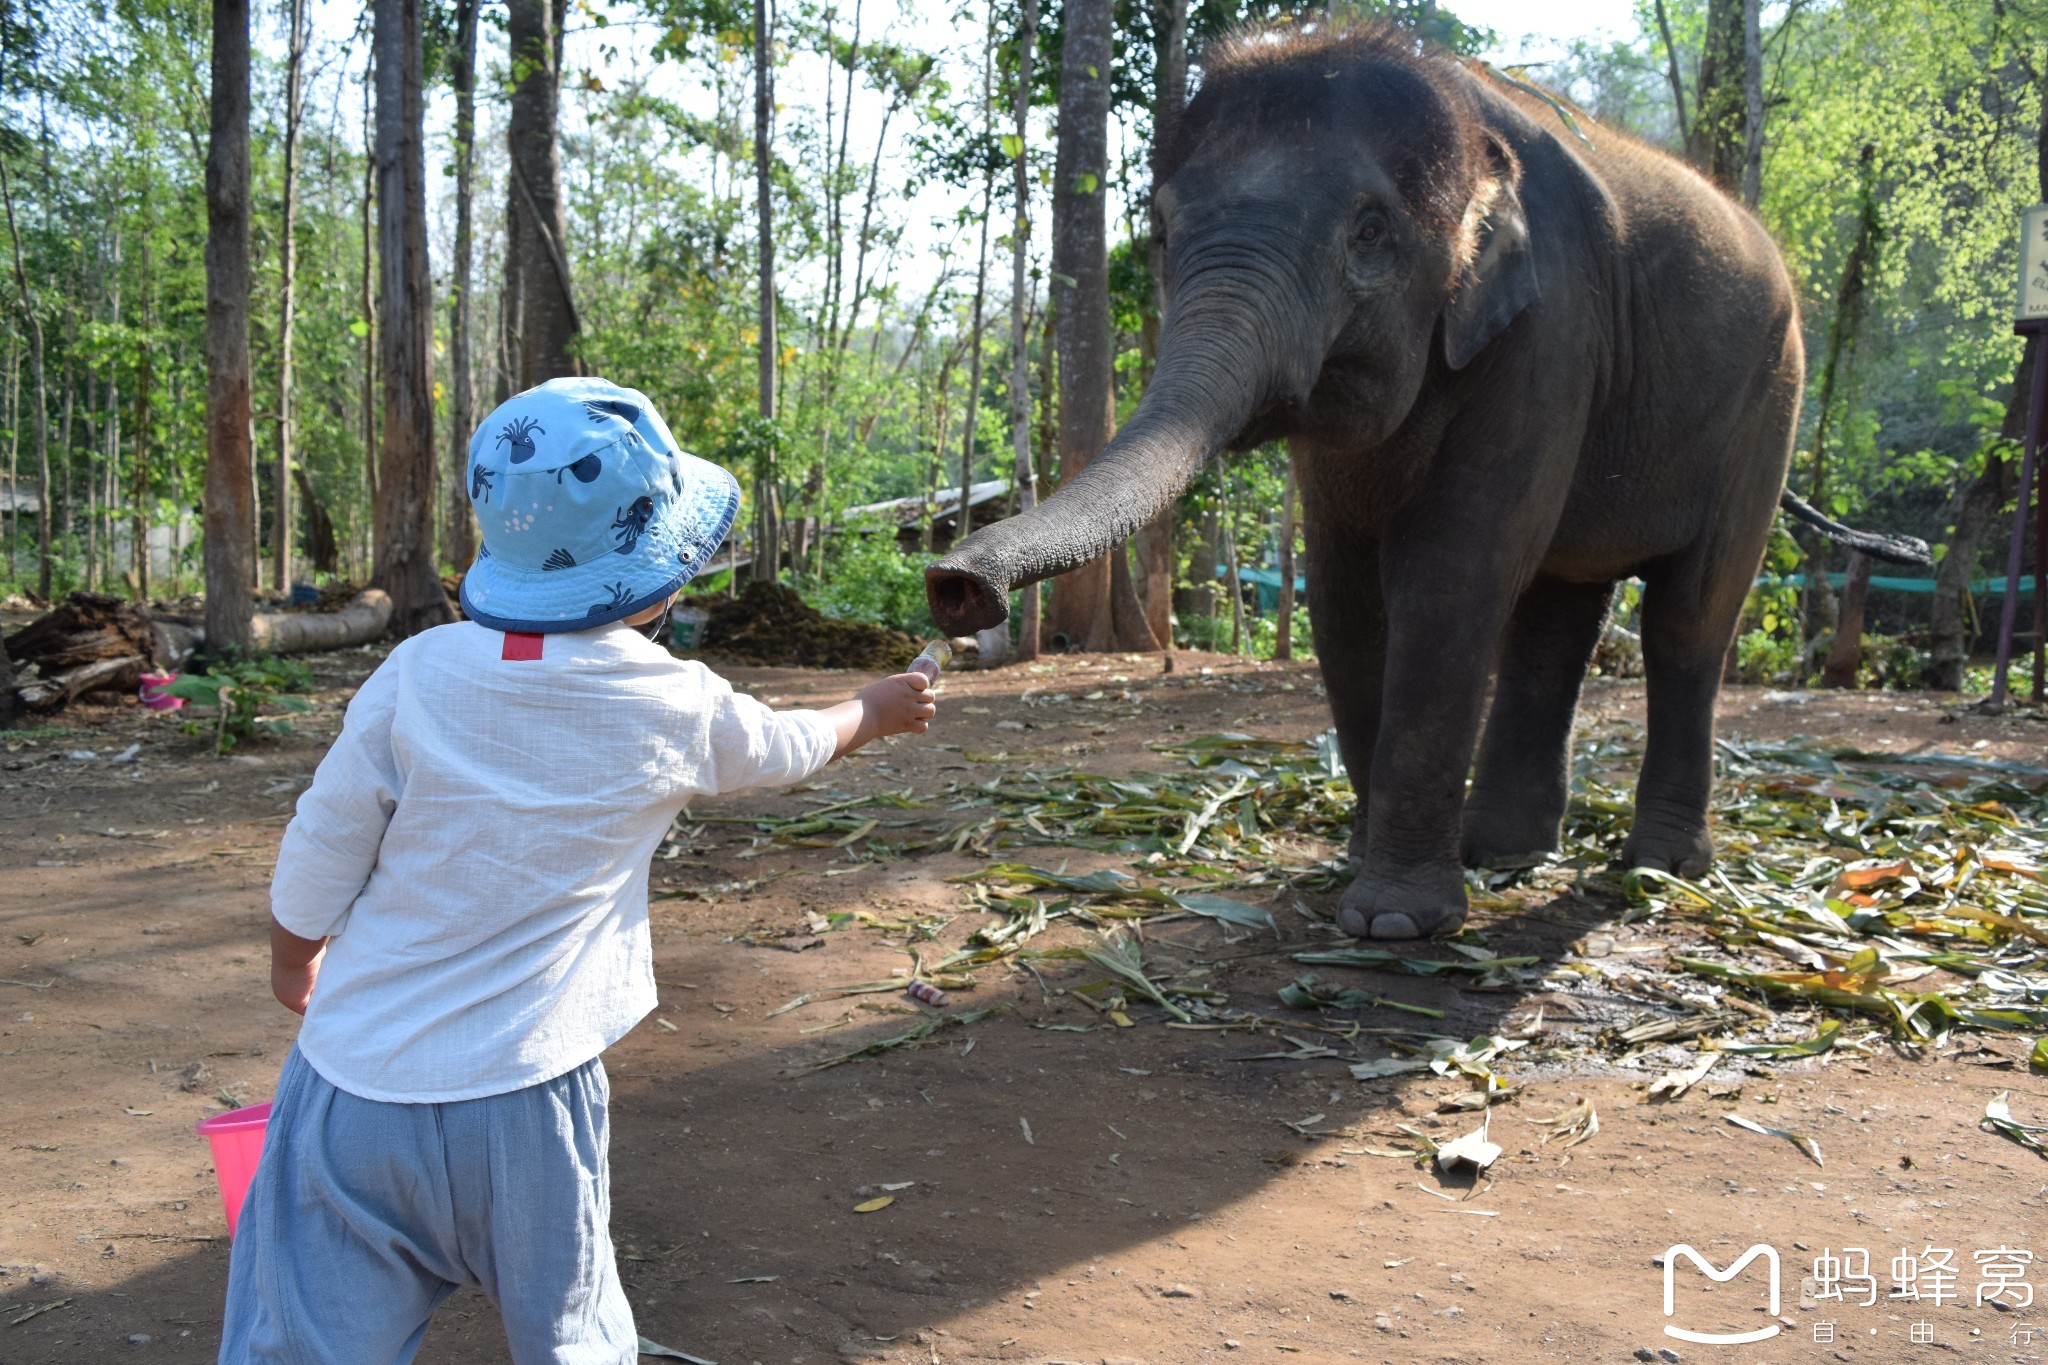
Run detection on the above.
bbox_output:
[1621,819,1713,877]
[1335,866,1468,940]
[1459,802,1563,870]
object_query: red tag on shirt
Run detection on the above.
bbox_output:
[501,632,545,661]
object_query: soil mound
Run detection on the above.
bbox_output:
[697,581,919,671]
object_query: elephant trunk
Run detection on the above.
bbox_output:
[926,288,1295,636]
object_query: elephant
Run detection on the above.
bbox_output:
[925,23,1927,940]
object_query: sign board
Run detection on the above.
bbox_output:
[2023,203,2048,323]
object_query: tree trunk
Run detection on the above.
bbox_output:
[251,589,393,654]
[1929,73,2045,692]
[1798,144,1879,649]
[505,0,578,386]
[0,157,48,600]
[203,0,254,654]
[1820,551,1871,688]
[1699,14,1741,178]
[0,626,16,728]
[1739,0,1763,209]
[274,0,310,592]
[1046,0,1117,651]
[1274,464,1298,661]
[294,466,339,574]
[1007,0,1041,663]
[1650,0,1692,148]
[360,53,378,551]
[5,340,16,585]
[444,0,480,567]
[1132,0,1187,653]
[1222,467,1245,654]
[960,167,993,548]
[1689,0,1747,193]
[1929,347,2031,692]
[130,311,152,601]
[752,0,780,583]
[372,0,454,638]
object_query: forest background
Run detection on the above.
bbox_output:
[0,0,2043,685]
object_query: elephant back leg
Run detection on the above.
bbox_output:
[1463,576,1615,868]
[1626,367,1798,874]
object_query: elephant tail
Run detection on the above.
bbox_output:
[1778,489,1932,567]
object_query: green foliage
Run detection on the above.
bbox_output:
[168,655,314,755]
[790,529,936,637]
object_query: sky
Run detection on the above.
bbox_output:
[1459,0,1647,64]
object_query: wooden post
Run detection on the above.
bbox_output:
[1007,0,1040,662]
[1274,464,1298,661]
[1991,319,2048,710]
[1820,551,1871,688]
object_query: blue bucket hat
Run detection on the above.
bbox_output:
[458,377,740,634]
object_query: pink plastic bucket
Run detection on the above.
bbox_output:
[139,671,184,711]
[194,1103,271,1238]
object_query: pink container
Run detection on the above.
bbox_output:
[139,671,184,711]
[194,1103,272,1238]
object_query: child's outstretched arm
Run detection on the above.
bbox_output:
[818,672,936,759]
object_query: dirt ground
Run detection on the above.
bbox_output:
[4,642,2048,1364]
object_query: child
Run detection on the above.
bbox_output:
[221,377,936,1363]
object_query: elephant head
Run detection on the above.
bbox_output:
[926,25,1540,634]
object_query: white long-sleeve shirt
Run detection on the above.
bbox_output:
[272,620,839,1103]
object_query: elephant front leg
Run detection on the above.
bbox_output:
[1338,585,1516,940]
[1302,522,1388,871]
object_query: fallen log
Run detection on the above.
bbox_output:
[14,654,147,713]
[5,589,395,717]
[5,592,159,674]
[249,589,392,655]
[0,631,17,729]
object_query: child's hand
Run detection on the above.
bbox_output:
[823,671,937,759]
[861,672,937,738]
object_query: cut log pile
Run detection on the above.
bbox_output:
[3,588,394,718]
[5,593,160,712]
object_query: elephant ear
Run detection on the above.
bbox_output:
[1440,135,1540,371]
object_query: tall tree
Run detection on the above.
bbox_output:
[1928,54,2047,690]
[504,0,579,385]
[0,154,48,601]
[1006,0,1040,661]
[130,241,152,600]
[1738,0,1763,208]
[1274,466,1298,661]
[1689,0,1748,193]
[203,0,254,651]
[360,47,378,547]
[274,0,310,591]
[958,12,997,550]
[372,0,454,635]
[1134,0,1187,652]
[1047,0,1154,651]
[752,0,780,582]
[444,0,480,565]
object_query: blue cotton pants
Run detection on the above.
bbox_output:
[219,1048,636,1364]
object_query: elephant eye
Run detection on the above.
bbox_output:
[1353,210,1389,245]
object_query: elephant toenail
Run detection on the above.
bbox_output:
[1335,905,1369,937]
[1368,912,1420,940]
